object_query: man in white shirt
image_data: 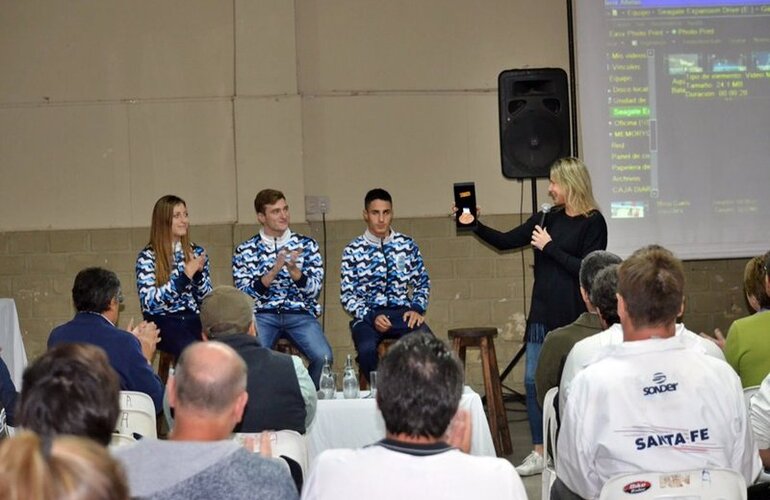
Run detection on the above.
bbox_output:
[750,372,770,468]
[302,332,527,500]
[555,245,760,500]
[559,249,724,415]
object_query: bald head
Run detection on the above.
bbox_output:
[173,342,247,414]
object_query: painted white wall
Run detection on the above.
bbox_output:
[0,0,568,230]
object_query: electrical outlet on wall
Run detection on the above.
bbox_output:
[305,195,330,220]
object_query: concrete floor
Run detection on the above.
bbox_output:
[501,400,544,500]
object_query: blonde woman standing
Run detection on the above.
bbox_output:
[470,157,607,475]
[136,195,212,361]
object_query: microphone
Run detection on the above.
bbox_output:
[539,203,553,227]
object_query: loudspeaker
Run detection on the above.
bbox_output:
[498,68,571,179]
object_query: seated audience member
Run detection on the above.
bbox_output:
[589,264,621,329]
[0,356,18,428]
[750,372,770,468]
[535,250,622,408]
[48,267,163,413]
[114,342,298,500]
[724,252,770,387]
[559,244,724,413]
[17,343,120,447]
[555,246,760,500]
[301,332,527,500]
[0,431,129,500]
[200,285,316,433]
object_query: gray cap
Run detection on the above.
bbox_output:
[200,286,254,337]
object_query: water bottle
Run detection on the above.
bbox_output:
[319,356,335,400]
[343,354,359,399]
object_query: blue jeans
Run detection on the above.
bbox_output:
[255,313,333,389]
[525,322,547,445]
[351,312,432,382]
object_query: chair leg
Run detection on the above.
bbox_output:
[158,352,175,386]
[452,337,466,365]
[486,339,512,455]
[480,337,503,456]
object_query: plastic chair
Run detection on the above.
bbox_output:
[115,409,157,439]
[599,468,747,500]
[119,391,156,417]
[120,391,155,415]
[116,390,157,439]
[744,385,760,410]
[110,432,137,448]
[234,430,308,478]
[541,386,559,500]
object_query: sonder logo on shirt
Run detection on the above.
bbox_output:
[642,372,679,396]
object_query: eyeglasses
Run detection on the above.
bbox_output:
[115,291,124,304]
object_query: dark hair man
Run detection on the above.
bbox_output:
[555,246,760,500]
[17,343,120,446]
[535,250,621,410]
[340,188,432,383]
[115,342,298,499]
[233,189,333,388]
[200,285,316,434]
[48,267,163,412]
[302,332,527,499]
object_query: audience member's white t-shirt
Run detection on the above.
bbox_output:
[559,323,725,413]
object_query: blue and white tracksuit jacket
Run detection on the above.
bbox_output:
[135,242,212,315]
[232,229,323,317]
[340,229,430,323]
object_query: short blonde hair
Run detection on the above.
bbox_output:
[0,432,129,500]
[550,157,600,215]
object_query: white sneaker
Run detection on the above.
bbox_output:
[515,450,545,476]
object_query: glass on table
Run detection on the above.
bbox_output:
[368,371,377,398]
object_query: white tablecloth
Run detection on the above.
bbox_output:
[306,386,496,463]
[0,299,27,388]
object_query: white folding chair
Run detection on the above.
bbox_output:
[119,390,157,416]
[273,430,309,478]
[599,468,747,500]
[744,385,760,410]
[234,430,308,479]
[541,386,559,500]
[110,432,137,448]
[115,409,157,439]
[116,390,157,439]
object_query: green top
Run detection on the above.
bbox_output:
[724,310,770,388]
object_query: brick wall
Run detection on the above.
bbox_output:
[0,215,750,393]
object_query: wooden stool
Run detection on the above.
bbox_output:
[156,351,176,438]
[274,337,302,357]
[448,327,512,456]
[358,338,398,390]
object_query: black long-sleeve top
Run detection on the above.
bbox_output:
[474,207,608,334]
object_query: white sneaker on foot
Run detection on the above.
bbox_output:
[515,450,545,476]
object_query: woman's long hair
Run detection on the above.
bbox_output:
[550,157,600,216]
[148,195,192,285]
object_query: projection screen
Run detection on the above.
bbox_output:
[573,0,770,259]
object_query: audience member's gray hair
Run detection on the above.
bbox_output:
[590,264,620,326]
[579,250,622,293]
